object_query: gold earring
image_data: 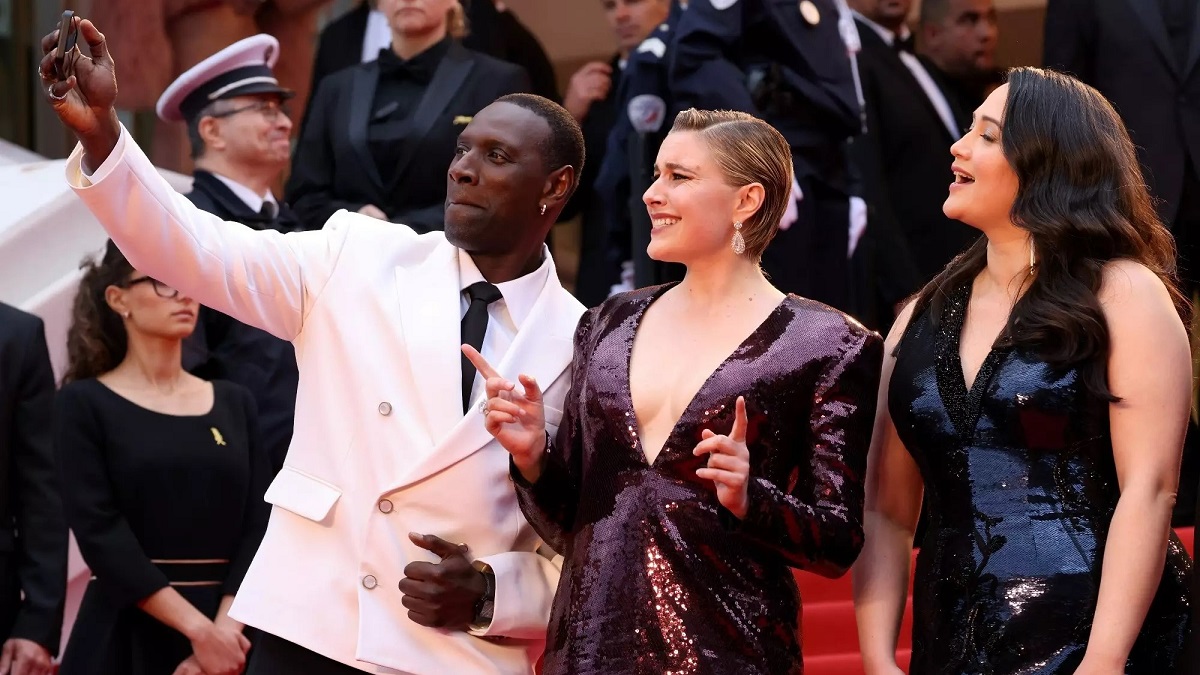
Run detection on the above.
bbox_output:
[731,221,746,255]
[1029,241,1036,274]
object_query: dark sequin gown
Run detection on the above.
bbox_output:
[890,284,1192,674]
[512,284,884,674]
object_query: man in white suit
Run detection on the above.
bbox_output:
[40,18,586,675]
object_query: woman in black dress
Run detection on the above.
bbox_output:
[465,109,883,673]
[55,242,271,675]
[286,0,531,232]
[853,68,1192,674]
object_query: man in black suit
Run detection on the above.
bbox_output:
[671,0,863,310]
[848,0,978,327]
[308,0,558,108]
[0,303,67,675]
[560,0,672,307]
[156,34,302,475]
[917,0,1001,116]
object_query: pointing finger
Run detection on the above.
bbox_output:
[518,374,542,403]
[462,344,501,380]
[730,396,748,443]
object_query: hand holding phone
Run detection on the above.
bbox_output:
[54,11,78,80]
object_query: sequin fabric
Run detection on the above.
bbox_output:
[890,284,1192,674]
[512,284,883,674]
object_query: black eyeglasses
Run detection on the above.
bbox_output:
[207,99,292,122]
[125,277,180,299]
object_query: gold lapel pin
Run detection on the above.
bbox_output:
[453,115,473,125]
[211,427,227,446]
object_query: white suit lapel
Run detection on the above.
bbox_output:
[393,241,463,445]
[388,257,580,492]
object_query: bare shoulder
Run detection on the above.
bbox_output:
[1098,259,1186,338]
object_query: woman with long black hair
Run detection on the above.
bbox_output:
[853,67,1192,674]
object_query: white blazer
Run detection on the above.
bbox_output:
[66,127,585,674]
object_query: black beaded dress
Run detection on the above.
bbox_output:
[890,284,1191,674]
[513,284,884,674]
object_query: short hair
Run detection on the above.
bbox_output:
[919,0,954,25]
[494,93,586,197]
[186,102,218,160]
[668,109,793,262]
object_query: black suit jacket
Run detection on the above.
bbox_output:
[852,21,978,295]
[183,171,299,474]
[1044,0,1200,226]
[287,42,530,232]
[0,303,66,654]
[308,1,557,107]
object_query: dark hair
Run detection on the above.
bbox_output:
[63,241,134,384]
[668,108,794,261]
[186,101,220,160]
[494,93,586,198]
[919,0,954,25]
[910,67,1188,402]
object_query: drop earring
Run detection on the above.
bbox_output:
[731,221,746,255]
[540,204,547,216]
[1029,241,1036,275]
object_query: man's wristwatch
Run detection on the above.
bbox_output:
[471,561,496,630]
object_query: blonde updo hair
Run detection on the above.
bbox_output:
[448,1,469,39]
[669,109,793,262]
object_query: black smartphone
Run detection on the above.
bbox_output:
[54,10,77,79]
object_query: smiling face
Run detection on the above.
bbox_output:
[642,130,761,264]
[444,102,557,254]
[104,270,198,340]
[944,83,1019,232]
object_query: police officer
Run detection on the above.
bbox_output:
[595,0,688,291]
[670,0,864,309]
[156,34,300,475]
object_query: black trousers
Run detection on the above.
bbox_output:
[247,632,367,675]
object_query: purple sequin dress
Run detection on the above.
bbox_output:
[512,284,883,674]
[891,284,1191,674]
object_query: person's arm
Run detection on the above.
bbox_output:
[725,325,883,575]
[8,317,67,655]
[1042,0,1095,82]
[852,301,924,675]
[668,0,759,114]
[285,75,373,230]
[225,388,271,599]
[45,19,352,342]
[1073,262,1190,673]
[466,548,561,640]
[510,309,597,553]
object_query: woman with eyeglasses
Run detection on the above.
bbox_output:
[285,0,531,232]
[55,242,272,675]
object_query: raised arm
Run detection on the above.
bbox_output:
[41,19,352,342]
[852,302,925,675]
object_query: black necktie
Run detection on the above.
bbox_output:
[460,281,503,413]
[258,202,277,220]
[894,34,916,54]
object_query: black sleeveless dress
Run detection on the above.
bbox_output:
[889,284,1191,674]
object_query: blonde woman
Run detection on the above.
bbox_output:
[466,109,883,674]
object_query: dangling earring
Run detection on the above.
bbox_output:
[1029,241,1036,275]
[539,204,547,216]
[731,221,746,255]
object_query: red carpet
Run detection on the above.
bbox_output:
[795,526,1195,675]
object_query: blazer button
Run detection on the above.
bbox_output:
[378,402,392,416]
[377,499,394,514]
[362,575,378,590]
